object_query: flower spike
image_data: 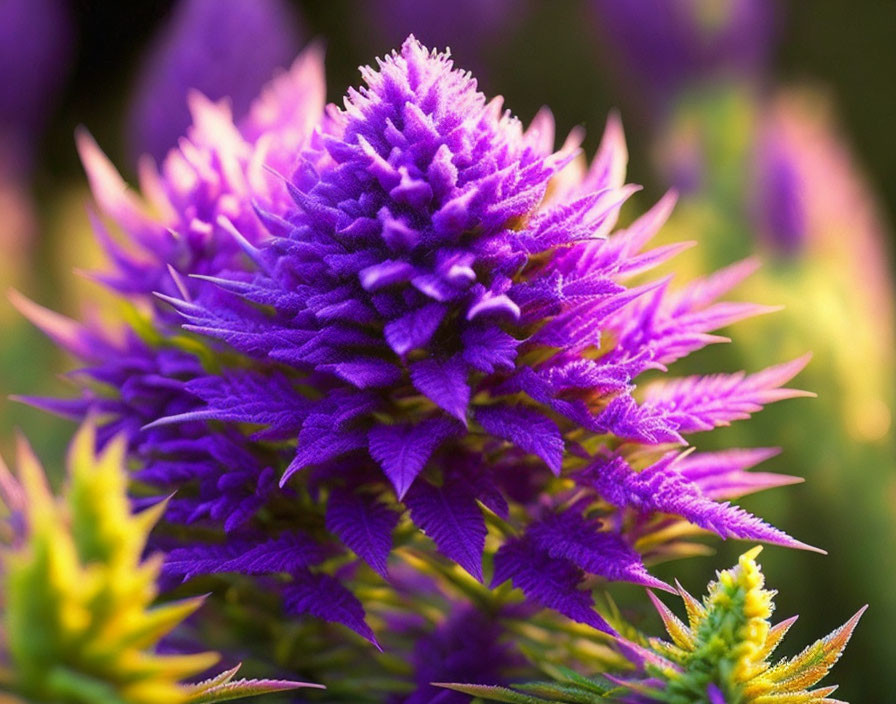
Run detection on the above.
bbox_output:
[0,421,320,703]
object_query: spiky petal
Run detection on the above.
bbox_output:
[0,421,319,702]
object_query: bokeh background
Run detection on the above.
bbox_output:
[1,1,893,701]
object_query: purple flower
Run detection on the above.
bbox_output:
[127,0,305,163]
[22,38,815,640]
[80,43,324,318]
[161,39,812,625]
[753,117,807,257]
[0,0,72,156]
[588,0,777,112]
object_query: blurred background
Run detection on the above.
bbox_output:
[0,1,893,701]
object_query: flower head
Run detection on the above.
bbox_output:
[23,37,814,639]
[162,38,811,623]
[628,547,865,704]
[437,548,863,704]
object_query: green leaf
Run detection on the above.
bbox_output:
[515,681,603,703]
[187,677,323,703]
[433,683,554,703]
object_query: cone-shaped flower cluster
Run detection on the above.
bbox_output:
[0,421,317,703]
[627,547,865,703]
[18,37,815,640]
[439,547,862,703]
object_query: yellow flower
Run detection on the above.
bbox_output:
[0,421,318,703]
[646,547,864,704]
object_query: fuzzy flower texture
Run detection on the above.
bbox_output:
[18,37,815,641]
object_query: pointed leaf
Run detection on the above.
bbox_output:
[492,537,610,633]
[368,417,459,498]
[282,571,379,647]
[405,477,486,580]
[325,489,399,577]
[409,357,470,423]
[476,404,563,474]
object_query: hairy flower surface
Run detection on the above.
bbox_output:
[21,37,814,640]
[0,421,318,703]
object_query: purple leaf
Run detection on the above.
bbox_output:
[582,453,821,552]
[283,411,369,484]
[368,417,460,498]
[528,511,671,590]
[475,404,563,474]
[492,537,611,633]
[185,370,310,438]
[283,571,379,647]
[322,357,403,389]
[409,357,470,424]
[226,533,329,575]
[163,542,249,583]
[405,476,486,581]
[326,488,400,577]
[384,302,447,356]
[595,394,684,444]
[460,325,519,373]
[676,447,800,500]
[359,259,417,291]
[642,356,813,433]
[163,533,327,582]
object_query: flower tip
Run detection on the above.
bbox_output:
[7,287,28,310]
[303,37,327,59]
[661,187,680,207]
[400,34,425,56]
[833,604,868,647]
[756,303,786,316]
[650,577,677,594]
[139,416,175,432]
[777,614,800,629]
[74,126,116,184]
[605,108,625,138]
[793,539,827,555]
[742,545,764,561]
[793,350,813,368]
[73,124,98,155]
